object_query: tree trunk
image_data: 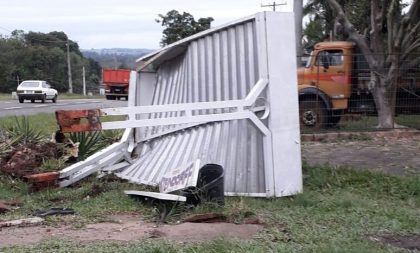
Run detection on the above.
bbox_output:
[372,77,395,129]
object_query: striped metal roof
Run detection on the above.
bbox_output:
[116,12,302,197]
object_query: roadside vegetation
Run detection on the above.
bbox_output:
[0,31,100,94]
[0,93,104,101]
[299,114,420,134]
[0,114,418,252]
[0,164,418,252]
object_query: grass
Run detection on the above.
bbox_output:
[0,113,59,135]
[0,93,13,101]
[0,165,418,252]
[0,114,127,136]
[339,114,420,131]
[0,93,104,101]
[58,93,104,100]
[300,114,420,134]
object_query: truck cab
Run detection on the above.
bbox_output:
[297,41,354,129]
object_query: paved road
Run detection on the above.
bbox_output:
[0,99,127,117]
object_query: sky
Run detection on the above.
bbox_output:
[0,0,294,50]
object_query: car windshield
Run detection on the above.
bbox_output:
[20,82,40,88]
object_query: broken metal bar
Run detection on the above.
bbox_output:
[56,109,103,133]
[54,78,268,133]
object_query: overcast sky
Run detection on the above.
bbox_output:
[0,0,295,50]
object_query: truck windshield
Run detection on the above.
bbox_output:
[305,53,313,68]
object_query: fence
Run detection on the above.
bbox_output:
[297,52,420,133]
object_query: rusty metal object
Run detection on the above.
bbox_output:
[56,109,103,133]
[24,172,60,191]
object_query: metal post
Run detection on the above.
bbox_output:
[66,40,73,94]
[261,1,286,11]
[82,66,86,96]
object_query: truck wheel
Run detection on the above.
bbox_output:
[327,110,343,127]
[106,95,115,100]
[328,115,342,127]
[19,97,24,103]
[41,94,46,103]
[299,100,326,131]
[31,99,35,103]
[52,95,57,103]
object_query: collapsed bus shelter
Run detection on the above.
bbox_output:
[57,12,303,197]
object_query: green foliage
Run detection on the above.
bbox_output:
[40,157,66,172]
[156,10,214,46]
[82,49,152,69]
[303,0,371,48]
[0,30,100,93]
[303,18,326,49]
[100,129,123,144]
[0,165,419,252]
[0,113,58,135]
[3,116,45,144]
[68,131,105,161]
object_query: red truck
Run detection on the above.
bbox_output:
[102,68,130,100]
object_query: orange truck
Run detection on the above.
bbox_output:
[102,68,131,100]
[297,41,420,129]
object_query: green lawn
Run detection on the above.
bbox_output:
[300,114,420,134]
[339,114,420,131]
[0,113,59,135]
[0,165,418,252]
[0,93,104,101]
[0,114,127,136]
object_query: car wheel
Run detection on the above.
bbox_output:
[19,97,24,103]
[52,94,57,103]
[31,99,35,103]
[41,94,46,103]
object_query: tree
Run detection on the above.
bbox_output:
[0,31,101,94]
[156,10,214,46]
[303,0,370,46]
[327,0,420,128]
[303,18,325,49]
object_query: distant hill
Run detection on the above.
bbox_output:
[81,48,155,69]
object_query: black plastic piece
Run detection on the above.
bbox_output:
[183,164,225,206]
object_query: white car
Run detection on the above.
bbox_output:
[17,80,58,103]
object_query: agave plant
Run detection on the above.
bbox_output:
[68,131,107,161]
[4,116,44,144]
[100,129,123,145]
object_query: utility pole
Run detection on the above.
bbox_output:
[16,75,20,86]
[294,0,303,66]
[261,1,286,11]
[82,66,86,96]
[66,40,73,94]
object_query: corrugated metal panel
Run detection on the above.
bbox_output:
[116,12,302,197]
[117,18,268,195]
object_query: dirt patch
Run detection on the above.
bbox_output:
[370,234,420,250]
[0,214,264,248]
[0,143,61,178]
[302,135,420,176]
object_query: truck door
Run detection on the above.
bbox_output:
[311,49,351,109]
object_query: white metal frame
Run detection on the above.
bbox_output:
[58,12,302,198]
